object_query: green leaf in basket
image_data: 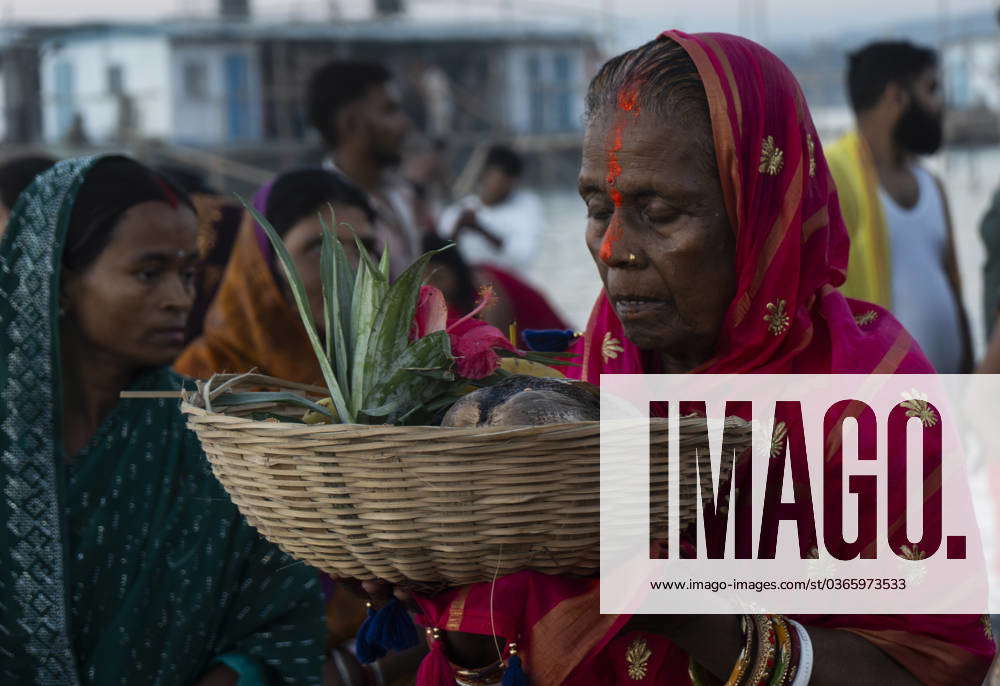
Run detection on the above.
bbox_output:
[353,231,386,286]
[359,399,401,417]
[211,391,336,420]
[238,196,354,423]
[362,330,454,424]
[378,240,391,281]
[318,207,354,390]
[422,392,466,413]
[360,248,442,396]
[319,211,335,365]
[333,226,356,355]
[405,367,456,381]
[349,255,380,417]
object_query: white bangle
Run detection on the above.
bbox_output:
[787,619,813,686]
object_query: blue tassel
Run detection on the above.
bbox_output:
[354,604,386,664]
[502,653,528,686]
[373,597,420,652]
[522,329,578,353]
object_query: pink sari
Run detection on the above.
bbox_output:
[412,31,995,685]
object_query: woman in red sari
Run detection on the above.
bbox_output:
[391,32,995,686]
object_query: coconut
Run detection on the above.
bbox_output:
[440,375,599,427]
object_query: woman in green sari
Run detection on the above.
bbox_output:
[0,155,326,685]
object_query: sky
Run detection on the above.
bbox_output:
[6,0,1000,48]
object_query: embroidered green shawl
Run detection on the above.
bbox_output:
[0,156,325,684]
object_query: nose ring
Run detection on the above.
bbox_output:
[628,253,637,265]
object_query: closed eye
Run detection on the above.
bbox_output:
[642,210,680,225]
[585,198,613,222]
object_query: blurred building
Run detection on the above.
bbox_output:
[35,19,599,148]
[39,24,262,145]
[0,24,70,144]
[942,27,1000,146]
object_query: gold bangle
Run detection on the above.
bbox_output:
[767,616,793,686]
[453,660,505,686]
[783,616,802,686]
[747,615,777,686]
[723,614,756,686]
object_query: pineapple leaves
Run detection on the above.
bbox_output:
[232,199,481,426]
[318,208,353,387]
[361,249,442,391]
[361,331,455,424]
[239,196,354,423]
[349,255,380,417]
[212,392,337,421]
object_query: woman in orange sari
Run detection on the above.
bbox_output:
[396,32,995,685]
[176,169,376,384]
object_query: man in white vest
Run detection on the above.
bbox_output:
[826,41,972,372]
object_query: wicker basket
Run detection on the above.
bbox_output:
[182,374,753,589]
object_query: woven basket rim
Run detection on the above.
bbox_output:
[179,399,674,434]
[181,372,753,435]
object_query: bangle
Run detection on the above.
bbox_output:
[783,616,801,686]
[785,619,813,686]
[722,614,757,686]
[768,616,793,686]
[747,615,777,686]
[690,615,754,686]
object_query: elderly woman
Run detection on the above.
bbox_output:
[0,156,325,684]
[380,32,995,686]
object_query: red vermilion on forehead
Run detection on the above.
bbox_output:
[600,85,642,262]
[605,84,641,192]
[617,86,639,112]
[155,178,179,209]
[606,157,622,186]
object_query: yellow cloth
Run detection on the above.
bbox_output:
[825,130,893,308]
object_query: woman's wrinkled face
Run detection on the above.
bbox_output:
[282,203,374,330]
[579,106,736,367]
[62,201,198,368]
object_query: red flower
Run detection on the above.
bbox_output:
[410,285,448,341]
[447,317,516,379]
[444,286,519,379]
[410,284,521,379]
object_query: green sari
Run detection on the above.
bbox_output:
[0,156,326,685]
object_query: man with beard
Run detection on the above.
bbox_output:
[827,40,971,373]
[306,60,420,275]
